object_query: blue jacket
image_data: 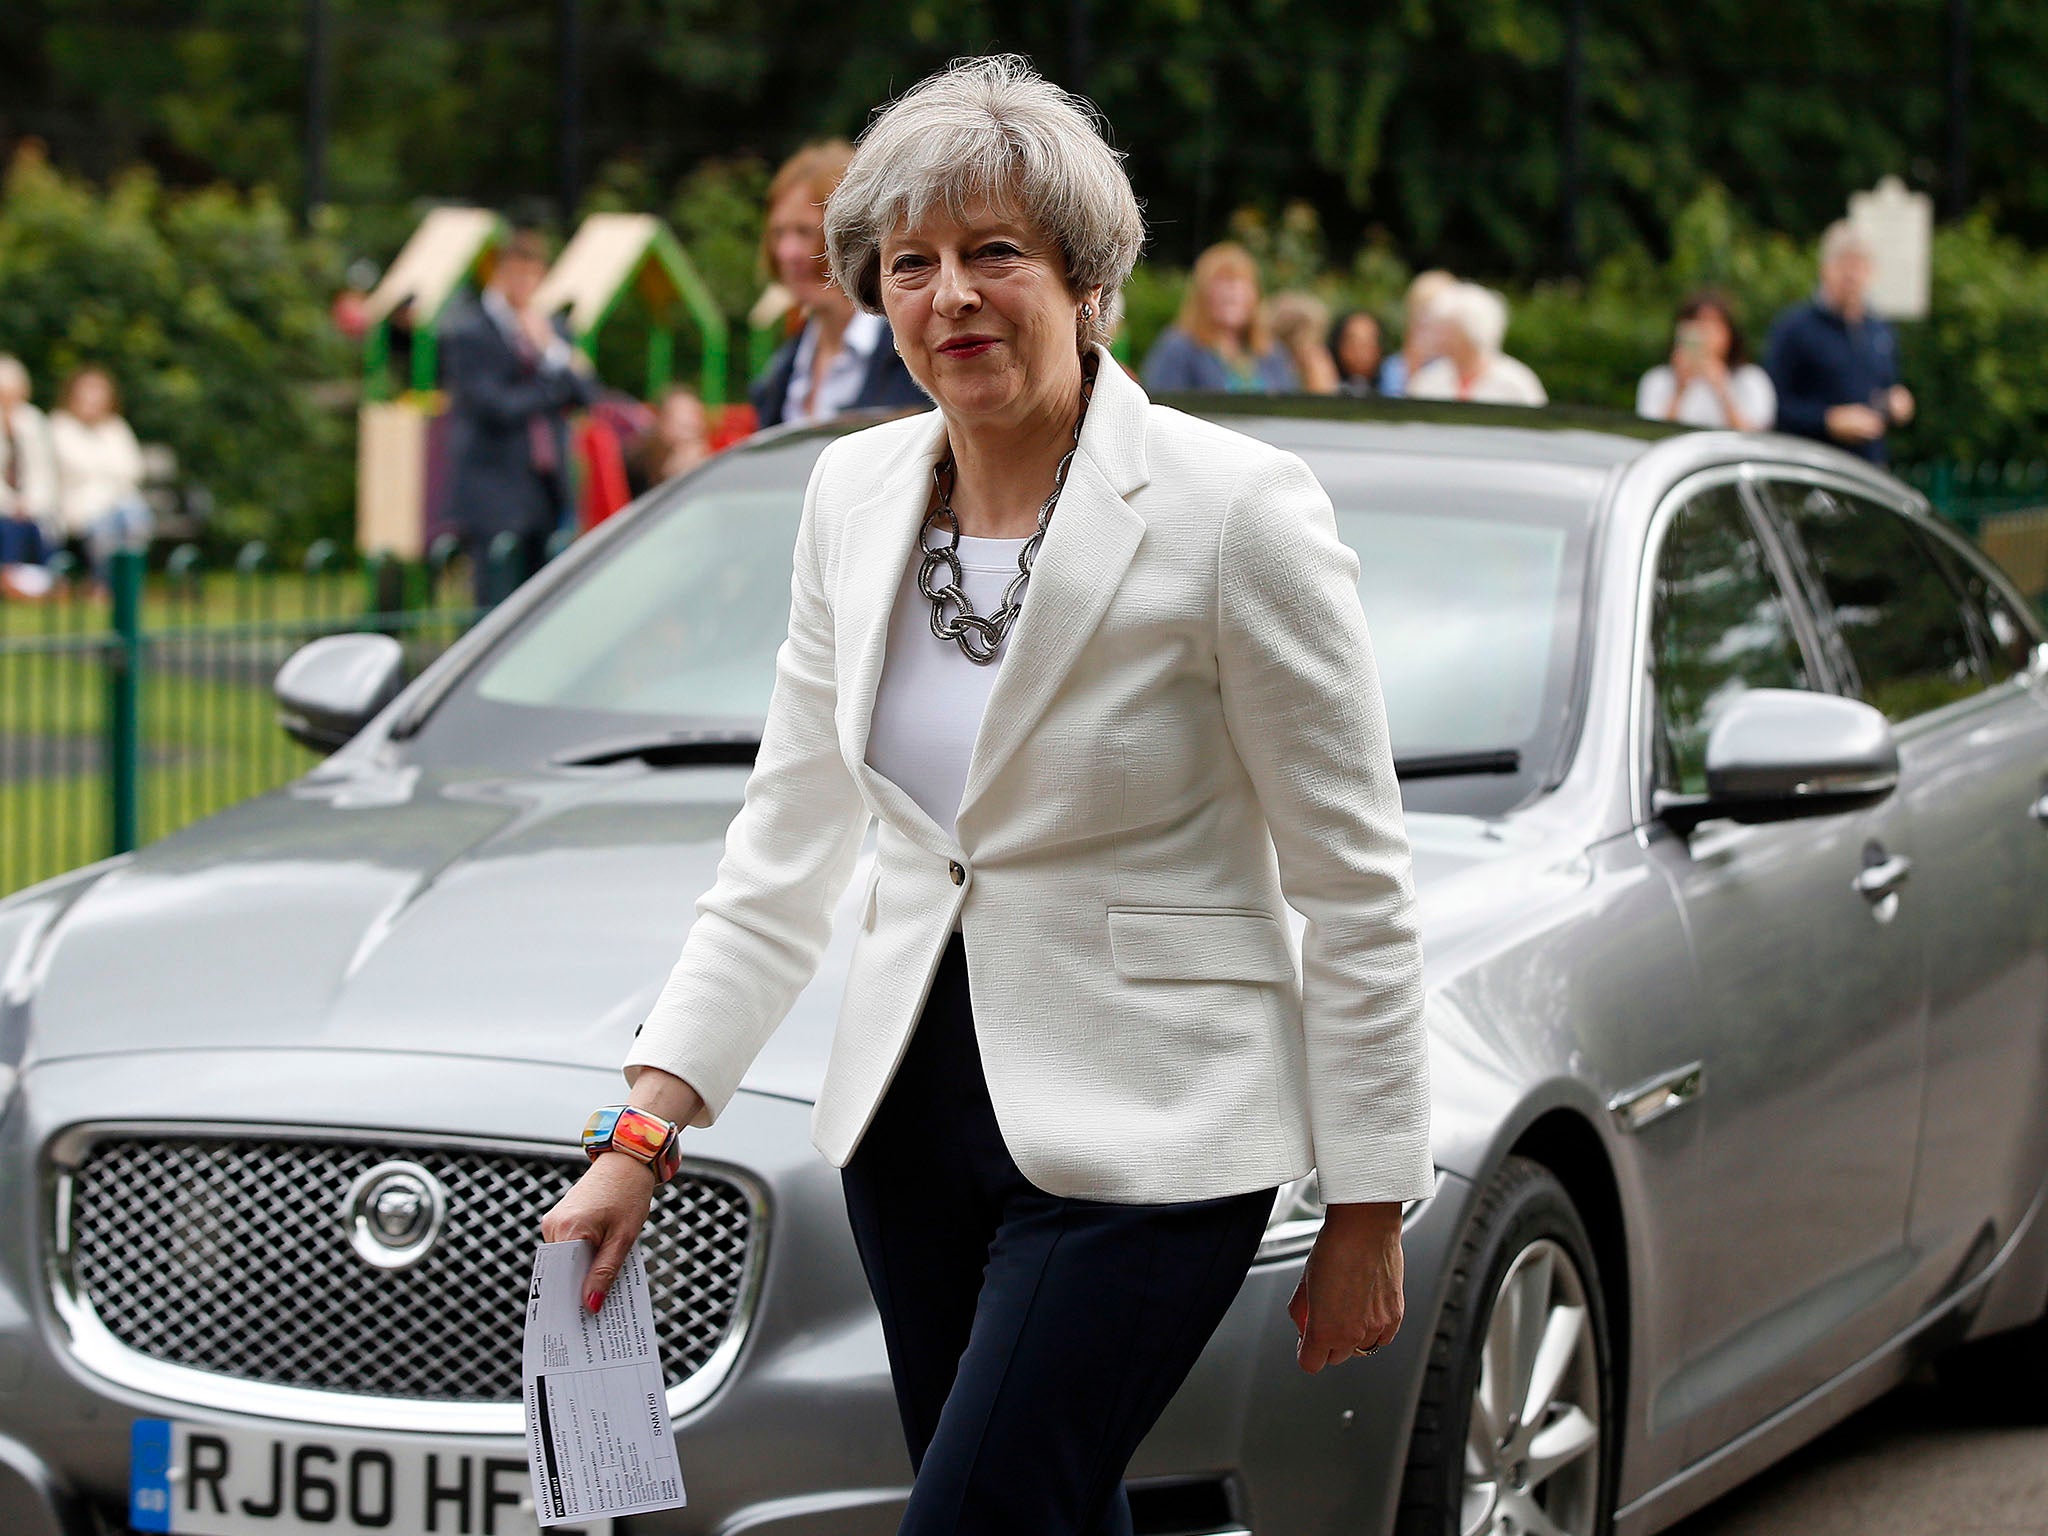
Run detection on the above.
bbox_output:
[1763,296,1902,464]
[750,318,928,429]
[1140,326,1299,394]
[440,296,599,539]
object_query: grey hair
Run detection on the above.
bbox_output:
[1428,281,1510,357]
[824,54,1145,351]
[1820,217,1873,266]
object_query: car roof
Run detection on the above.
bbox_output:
[739,392,1689,472]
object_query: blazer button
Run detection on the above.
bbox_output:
[948,860,966,886]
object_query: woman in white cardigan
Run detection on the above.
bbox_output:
[48,366,151,592]
[543,56,1430,1534]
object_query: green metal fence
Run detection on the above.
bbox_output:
[1900,460,2048,615]
[0,537,528,897]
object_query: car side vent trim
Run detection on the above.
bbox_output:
[1606,1062,1705,1132]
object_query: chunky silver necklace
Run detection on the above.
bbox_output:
[917,356,1099,665]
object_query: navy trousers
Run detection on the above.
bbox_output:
[840,933,1278,1536]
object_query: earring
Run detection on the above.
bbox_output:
[1080,302,1096,321]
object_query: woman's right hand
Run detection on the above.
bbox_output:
[541,1152,658,1313]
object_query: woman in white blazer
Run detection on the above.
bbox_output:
[543,55,1432,1534]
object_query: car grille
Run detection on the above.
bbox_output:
[59,1132,755,1405]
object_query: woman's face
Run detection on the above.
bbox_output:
[70,373,113,421]
[1336,314,1381,378]
[878,196,1091,430]
[766,184,833,311]
[660,391,705,443]
[1202,268,1258,339]
[1680,308,1733,364]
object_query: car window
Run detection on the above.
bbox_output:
[1916,525,2042,684]
[429,436,1601,817]
[1760,482,1984,721]
[1650,482,1814,796]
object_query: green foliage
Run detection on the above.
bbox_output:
[0,149,356,554]
[19,0,2048,282]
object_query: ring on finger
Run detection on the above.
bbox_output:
[1352,1343,1381,1357]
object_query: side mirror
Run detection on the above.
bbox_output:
[1655,687,1898,836]
[274,633,407,754]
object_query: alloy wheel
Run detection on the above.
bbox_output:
[1460,1236,1602,1536]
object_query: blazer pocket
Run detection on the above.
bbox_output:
[1107,907,1295,983]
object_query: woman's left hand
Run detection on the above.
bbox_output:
[1287,1200,1405,1372]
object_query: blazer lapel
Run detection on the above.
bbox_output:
[833,346,1153,847]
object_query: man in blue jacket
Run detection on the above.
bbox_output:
[1763,220,1916,465]
[441,228,599,607]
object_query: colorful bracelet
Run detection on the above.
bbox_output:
[581,1104,683,1183]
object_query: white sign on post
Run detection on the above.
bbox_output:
[523,1241,687,1527]
[1848,175,1932,320]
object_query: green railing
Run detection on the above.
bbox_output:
[0,536,554,898]
[1902,459,2048,615]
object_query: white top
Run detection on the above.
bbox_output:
[47,412,145,537]
[1635,363,1777,430]
[0,400,60,528]
[864,529,1032,885]
[1408,353,1548,406]
[781,310,887,425]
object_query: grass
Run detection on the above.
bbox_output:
[0,568,479,896]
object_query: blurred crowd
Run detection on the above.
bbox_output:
[0,137,1917,606]
[0,359,152,601]
[1133,216,1912,465]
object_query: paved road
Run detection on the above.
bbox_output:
[1667,1368,2048,1536]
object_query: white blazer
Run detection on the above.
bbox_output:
[623,345,1432,1206]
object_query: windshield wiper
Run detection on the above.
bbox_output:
[551,726,763,769]
[1393,748,1521,780]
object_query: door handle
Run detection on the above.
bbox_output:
[1854,853,1913,901]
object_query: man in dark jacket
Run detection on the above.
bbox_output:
[440,228,598,607]
[1763,220,1916,465]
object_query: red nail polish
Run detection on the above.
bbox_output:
[586,1291,601,1312]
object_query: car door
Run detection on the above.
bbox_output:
[1758,478,2048,1302]
[1636,471,1926,1462]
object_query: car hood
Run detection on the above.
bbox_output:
[15,759,1576,1106]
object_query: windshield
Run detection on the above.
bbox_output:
[418,429,1600,815]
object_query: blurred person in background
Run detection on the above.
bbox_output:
[1267,291,1340,392]
[1636,290,1775,431]
[626,383,711,498]
[1376,268,1455,397]
[1328,309,1383,395]
[1407,282,1547,406]
[48,365,150,596]
[441,226,599,608]
[752,140,925,428]
[1141,241,1298,392]
[1765,219,1913,464]
[0,355,59,596]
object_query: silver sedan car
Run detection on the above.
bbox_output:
[4,398,2047,1536]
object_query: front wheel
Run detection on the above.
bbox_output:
[1397,1156,1617,1536]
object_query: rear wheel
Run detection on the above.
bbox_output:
[1397,1156,1616,1536]
[1940,1308,2048,1421]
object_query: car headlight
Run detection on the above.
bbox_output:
[1255,1170,1431,1263]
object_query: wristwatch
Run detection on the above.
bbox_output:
[580,1104,683,1183]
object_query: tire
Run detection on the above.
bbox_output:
[1395,1156,1618,1536]
[1939,1307,2048,1422]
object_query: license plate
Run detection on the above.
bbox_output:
[130,1418,613,1536]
